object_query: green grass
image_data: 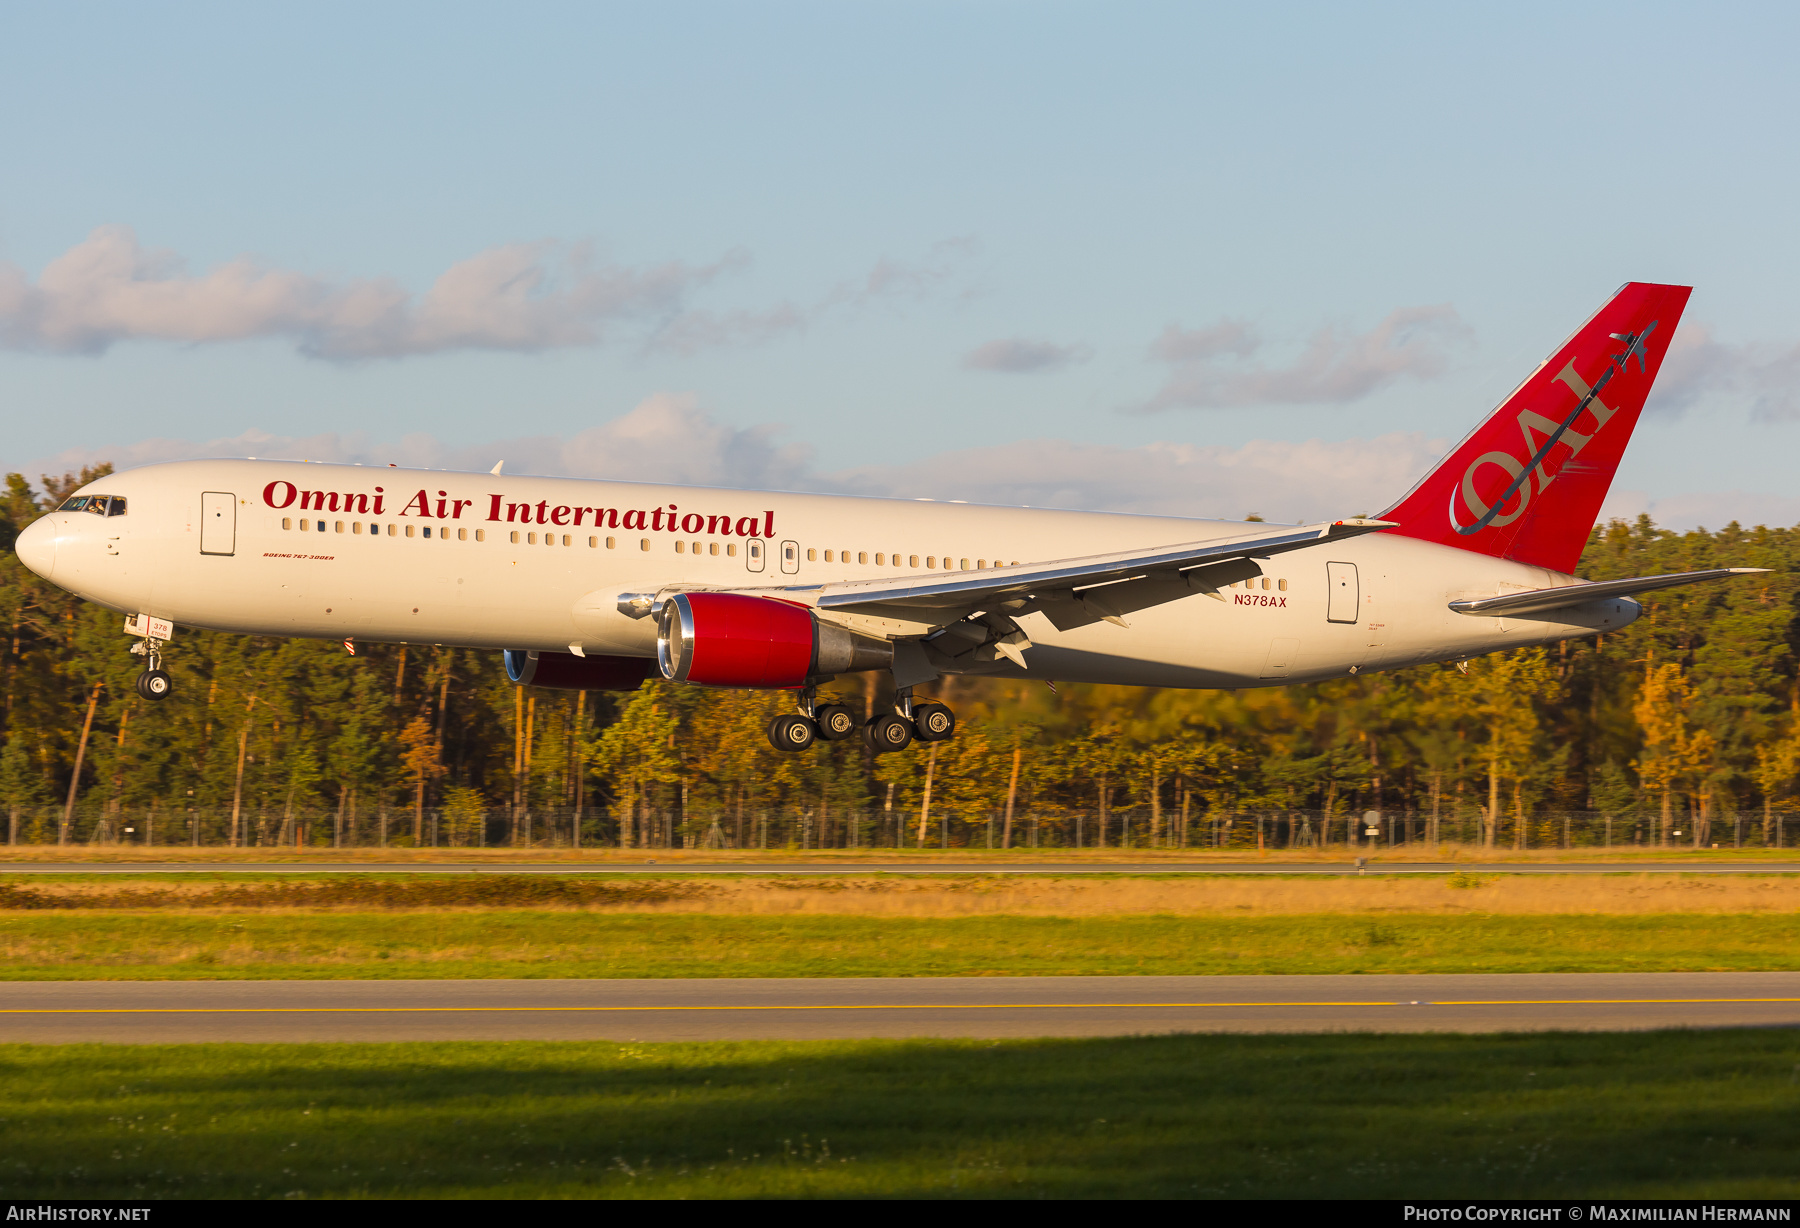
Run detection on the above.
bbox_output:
[5,1031,1800,1198]
[5,911,1800,979]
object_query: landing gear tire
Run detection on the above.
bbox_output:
[767,713,818,752]
[912,702,956,742]
[136,669,172,702]
[814,704,858,741]
[864,713,915,754]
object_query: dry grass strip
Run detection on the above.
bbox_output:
[3,873,1800,915]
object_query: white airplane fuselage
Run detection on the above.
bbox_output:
[14,458,1635,688]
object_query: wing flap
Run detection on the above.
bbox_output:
[815,518,1394,625]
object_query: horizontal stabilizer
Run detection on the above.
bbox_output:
[1448,568,1768,618]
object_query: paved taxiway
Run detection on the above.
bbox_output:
[6,973,1798,1042]
[6,861,1799,875]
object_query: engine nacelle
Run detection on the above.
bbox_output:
[503,650,655,691]
[657,592,892,687]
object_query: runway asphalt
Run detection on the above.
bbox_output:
[6,860,1800,875]
[5,972,1799,1042]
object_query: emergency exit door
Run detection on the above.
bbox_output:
[1325,561,1358,623]
[200,492,236,555]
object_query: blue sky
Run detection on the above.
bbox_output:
[5,1,1799,528]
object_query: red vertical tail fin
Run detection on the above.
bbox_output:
[1380,282,1691,575]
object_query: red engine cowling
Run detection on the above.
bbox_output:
[503,650,655,691]
[657,592,891,687]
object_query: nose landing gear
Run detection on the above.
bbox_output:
[125,613,174,702]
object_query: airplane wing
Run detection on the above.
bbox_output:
[813,517,1396,631]
[1448,568,1769,618]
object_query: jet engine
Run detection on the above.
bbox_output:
[503,649,656,691]
[657,592,892,687]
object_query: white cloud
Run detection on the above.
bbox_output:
[961,337,1093,373]
[825,432,1447,521]
[23,397,1448,525]
[31,399,1797,543]
[40,398,1800,532]
[24,394,813,492]
[1647,323,1800,423]
[642,237,975,357]
[1138,304,1469,411]
[0,226,969,361]
[1147,319,1258,363]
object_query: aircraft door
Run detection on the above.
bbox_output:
[745,539,766,573]
[1325,561,1358,623]
[780,540,800,575]
[200,492,236,556]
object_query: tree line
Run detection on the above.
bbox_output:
[4,466,1798,850]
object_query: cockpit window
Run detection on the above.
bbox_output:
[56,495,125,516]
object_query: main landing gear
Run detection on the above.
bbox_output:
[765,686,958,755]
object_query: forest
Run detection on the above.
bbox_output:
[3,464,1798,851]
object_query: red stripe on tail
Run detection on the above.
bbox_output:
[1380,282,1691,575]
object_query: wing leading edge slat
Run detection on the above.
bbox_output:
[814,517,1396,623]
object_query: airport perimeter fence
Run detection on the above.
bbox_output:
[5,803,1798,852]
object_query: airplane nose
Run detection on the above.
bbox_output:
[13,516,56,581]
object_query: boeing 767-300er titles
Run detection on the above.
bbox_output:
[11,282,1767,753]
